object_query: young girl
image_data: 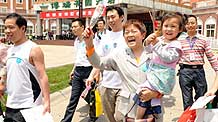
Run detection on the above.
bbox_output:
[134,13,184,121]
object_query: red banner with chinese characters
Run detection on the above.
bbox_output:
[40,8,105,18]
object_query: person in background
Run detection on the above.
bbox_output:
[178,14,218,110]
[61,18,93,122]
[93,18,109,50]
[86,6,127,122]
[2,13,50,122]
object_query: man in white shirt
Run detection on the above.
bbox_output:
[61,18,93,122]
[87,6,127,122]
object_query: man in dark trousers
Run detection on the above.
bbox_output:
[61,18,94,122]
[178,14,218,110]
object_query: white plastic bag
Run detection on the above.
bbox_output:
[195,108,218,122]
[20,105,53,122]
[0,115,3,122]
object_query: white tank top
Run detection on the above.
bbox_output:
[6,40,42,109]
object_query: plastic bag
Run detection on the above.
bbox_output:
[94,89,103,117]
[195,108,218,122]
[178,106,196,122]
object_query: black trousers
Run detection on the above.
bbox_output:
[4,107,26,122]
[178,67,207,110]
[61,66,93,122]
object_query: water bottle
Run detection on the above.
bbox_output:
[81,86,91,98]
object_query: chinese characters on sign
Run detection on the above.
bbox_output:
[48,0,115,10]
[51,2,59,9]
[63,1,71,8]
[40,9,105,19]
[51,1,71,9]
[96,0,115,5]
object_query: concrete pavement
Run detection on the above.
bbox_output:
[40,45,75,68]
[41,45,217,122]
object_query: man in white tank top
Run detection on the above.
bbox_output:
[2,13,50,122]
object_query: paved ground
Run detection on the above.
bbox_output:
[41,45,217,122]
[40,45,75,68]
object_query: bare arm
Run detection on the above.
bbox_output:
[86,68,101,86]
[140,88,162,102]
[30,46,50,114]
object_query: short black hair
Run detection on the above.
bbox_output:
[106,6,124,17]
[4,13,27,32]
[72,18,85,28]
[97,17,105,25]
[187,14,197,22]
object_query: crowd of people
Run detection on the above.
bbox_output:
[0,5,217,122]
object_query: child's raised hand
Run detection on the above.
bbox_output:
[144,33,158,46]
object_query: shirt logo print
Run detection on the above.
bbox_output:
[141,64,148,72]
[105,44,109,49]
[16,58,22,64]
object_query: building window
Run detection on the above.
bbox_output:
[16,0,22,3]
[0,0,7,3]
[197,25,202,34]
[206,24,215,37]
[0,7,7,13]
[197,18,203,35]
[0,24,5,37]
[26,26,33,36]
[204,17,216,38]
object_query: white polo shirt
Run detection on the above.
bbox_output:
[74,37,92,67]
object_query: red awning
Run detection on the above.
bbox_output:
[40,8,105,19]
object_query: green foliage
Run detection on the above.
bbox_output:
[47,64,73,93]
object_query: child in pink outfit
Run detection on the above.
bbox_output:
[134,13,184,121]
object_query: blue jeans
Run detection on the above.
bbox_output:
[179,67,207,110]
[61,66,92,122]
